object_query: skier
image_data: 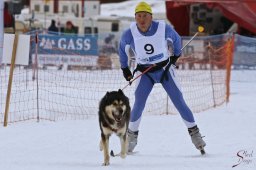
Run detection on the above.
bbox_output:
[118,1,206,154]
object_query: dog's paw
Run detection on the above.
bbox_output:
[120,152,126,159]
[102,162,110,166]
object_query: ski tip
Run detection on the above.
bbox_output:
[199,146,206,155]
[127,151,139,155]
[110,150,115,157]
[200,149,206,155]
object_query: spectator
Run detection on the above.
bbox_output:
[64,21,76,34]
[48,19,58,34]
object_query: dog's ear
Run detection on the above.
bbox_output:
[118,89,124,95]
[102,92,109,102]
[105,92,110,98]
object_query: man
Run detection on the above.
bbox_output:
[48,20,59,34]
[118,1,206,154]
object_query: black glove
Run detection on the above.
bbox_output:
[170,55,180,65]
[121,67,133,81]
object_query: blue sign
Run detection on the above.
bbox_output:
[37,34,98,56]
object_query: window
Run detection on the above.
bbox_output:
[94,27,98,33]
[84,27,92,34]
[84,27,98,34]
[44,5,49,12]
[34,4,40,12]
[63,5,68,13]
[111,23,119,32]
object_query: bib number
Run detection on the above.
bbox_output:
[144,44,154,54]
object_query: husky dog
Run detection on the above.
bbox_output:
[98,89,130,166]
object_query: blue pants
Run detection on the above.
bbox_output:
[129,65,196,131]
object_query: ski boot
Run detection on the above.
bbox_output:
[188,125,206,155]
[127,129,139,153]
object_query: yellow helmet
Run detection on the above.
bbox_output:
[135,1,152,14]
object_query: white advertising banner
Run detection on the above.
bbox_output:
[2,34,30,65]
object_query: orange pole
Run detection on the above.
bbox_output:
[225,34,235,103]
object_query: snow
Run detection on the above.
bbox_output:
[0,70,256,170]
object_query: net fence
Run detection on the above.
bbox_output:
[0,32,237,124]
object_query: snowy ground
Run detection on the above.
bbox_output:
[0,70,256,170]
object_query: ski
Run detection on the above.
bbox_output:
[111,148,205,157]
[110,150,138,157]
[110,150,118,157]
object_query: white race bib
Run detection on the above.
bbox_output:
[130,21,169,65]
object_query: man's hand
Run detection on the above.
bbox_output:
[170,55,180,65]
[121,67,133,81]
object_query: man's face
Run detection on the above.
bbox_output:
[66,23,72,29]
[135,12,152,32]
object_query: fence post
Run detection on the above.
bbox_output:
[4,33,19,127]
[225,34,235,103]
[35,32,40,122]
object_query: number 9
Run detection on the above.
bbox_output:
[144,44,154,54]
